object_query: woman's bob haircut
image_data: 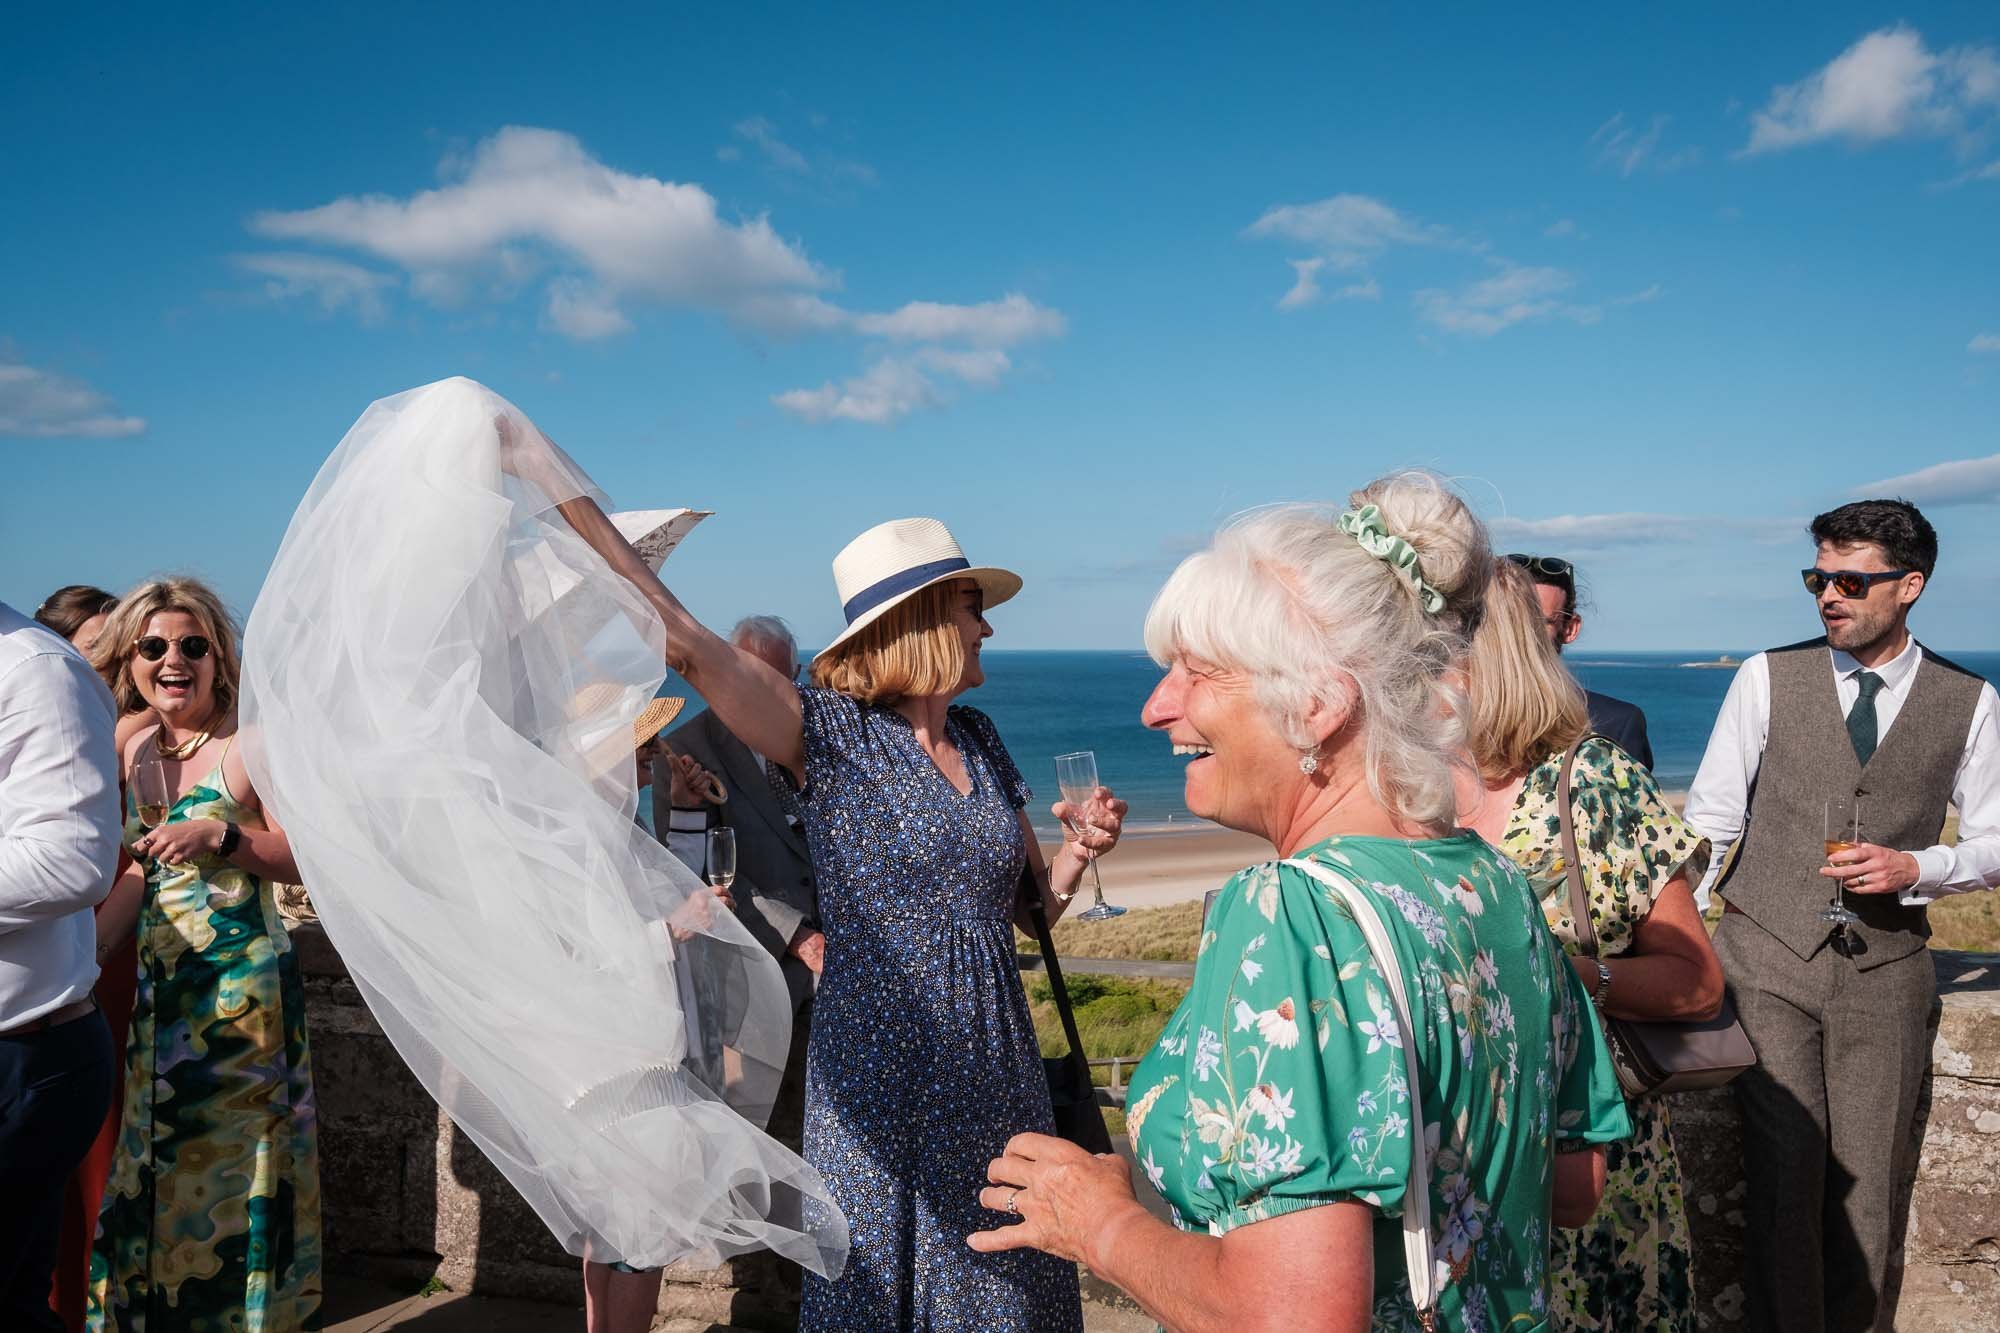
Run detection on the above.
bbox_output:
[809,581,969,706]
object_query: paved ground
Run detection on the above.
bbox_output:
[326,1275,1151,1332]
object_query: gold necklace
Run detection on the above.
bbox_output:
[155,726,214,761]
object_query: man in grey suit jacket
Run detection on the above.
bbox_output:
[651,617,820,1139]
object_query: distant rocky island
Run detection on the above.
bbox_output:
[1681,654,1743,669]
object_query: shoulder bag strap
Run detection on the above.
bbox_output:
[1556,737,1603,960]
[1283,857,1439,1328]
[1021,866,1092,1078]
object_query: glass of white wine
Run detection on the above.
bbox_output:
[1822,796,1862,930]
[706,826,737,902]
[134,756,171,868]
[1054,750,1124,921]
[134,755,171,830]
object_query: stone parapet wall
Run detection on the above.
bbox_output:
[1672,950,2000,1330]
[299,925,2000,1329]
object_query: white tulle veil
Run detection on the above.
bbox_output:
[240,376,846,1274]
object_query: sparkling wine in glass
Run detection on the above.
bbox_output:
[1054,750,1124,921]
[134,756,171,831]
[1822,796,1862,930]
[706,826,737,896]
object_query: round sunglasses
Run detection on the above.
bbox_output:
[1800,568,1913,599]
[133,634,212,662]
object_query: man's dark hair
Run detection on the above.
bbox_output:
[1809,499,1937,580]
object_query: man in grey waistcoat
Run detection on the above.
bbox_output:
[1685,499,2000,1332]
[653,615,821,1142]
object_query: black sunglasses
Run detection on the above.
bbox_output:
[1801,568,1913,599]
[134,634,212,662]
[1506,553,1574,580]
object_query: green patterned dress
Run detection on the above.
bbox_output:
[1125,834,1632,1331]
[87,747,323,1332]
[1502,738,1710,1333]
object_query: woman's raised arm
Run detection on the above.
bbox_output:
[549,494,805,777]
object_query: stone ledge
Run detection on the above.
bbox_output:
[299,925,2000,1329]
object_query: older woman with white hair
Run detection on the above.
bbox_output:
[968,475,1633,1332]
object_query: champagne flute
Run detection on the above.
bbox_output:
[133,755,171,869]
[1822,796,1862,930]
[1054,750,1124,921]
[706,826,737,905]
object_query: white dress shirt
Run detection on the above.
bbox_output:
[0,601,122,1025]
[1684,636,2000,910]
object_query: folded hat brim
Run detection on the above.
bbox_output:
[813,566,1022,661]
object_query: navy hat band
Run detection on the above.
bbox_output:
[841,557,972,624]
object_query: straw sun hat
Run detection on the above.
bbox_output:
[631,696,687,749]
[817,517,1022,659]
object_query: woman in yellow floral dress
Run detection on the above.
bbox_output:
[1457,559,1724,1332]
[86,579,321,1331]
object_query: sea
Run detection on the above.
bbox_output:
[662,649,2000,832]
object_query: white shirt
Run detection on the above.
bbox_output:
[1684,636,2000,910]
[0,601,122,1025]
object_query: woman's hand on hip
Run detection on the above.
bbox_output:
[133,818,224,866]
[968,1132,1146,1267]
[1053,787,1127,865]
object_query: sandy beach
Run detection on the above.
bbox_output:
[1034,789,1696,912]
[1035,825,1278,910]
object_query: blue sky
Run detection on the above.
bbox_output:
[6,4,1999,652]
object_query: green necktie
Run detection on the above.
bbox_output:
[1847,671,1884,765]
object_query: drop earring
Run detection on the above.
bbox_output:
[1298,751,1319,775]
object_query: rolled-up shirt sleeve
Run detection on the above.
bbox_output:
[0,650,122,931]
[1682,654,1771,912]
[1903,680,2000,903]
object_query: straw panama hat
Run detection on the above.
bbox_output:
[817,517,1022,659]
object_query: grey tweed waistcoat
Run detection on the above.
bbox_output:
[1717,637,1984,969]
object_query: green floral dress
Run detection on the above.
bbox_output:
[1125,834,1631,1331]
[87,748,323,1332]
[1502,738,1710,1333]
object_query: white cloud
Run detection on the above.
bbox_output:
[1246,193,1460,271]
[1970,333,2000,354]
[233,252,397,323]
[1544,218,1580,239]
[0,361,145,439]
[1489,512,1800,547]
[732,116,811,174]
[725,115,877,186]
[250,126,828,327]
[545,281,633,339]
[1937,158,2000,187]
[773,358,941,425]
[851,293,1065,345]
[1589,113,1701,175]
[1276,259,1379,311]
[244,126,1057,423]
[1743,25,2000,155]
[1856,452,2000,505]
[1415,265,1599,337]
[1612,283,1664,306]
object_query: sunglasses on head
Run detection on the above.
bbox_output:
[1800,568,1912,599]
[134,634,212,662]
[1506,553,1574,580]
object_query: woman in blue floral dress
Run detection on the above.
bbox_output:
[626,517,1126,1331]
[969,482,1631,1331]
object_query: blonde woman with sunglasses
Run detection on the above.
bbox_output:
[84,577,321,1332]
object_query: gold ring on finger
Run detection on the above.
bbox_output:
[1005,1188,1021,1215]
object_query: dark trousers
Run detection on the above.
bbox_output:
[1715,914,1937,1333]
[0,1008,115,1333]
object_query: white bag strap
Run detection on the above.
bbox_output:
[1283,857,1439,1326]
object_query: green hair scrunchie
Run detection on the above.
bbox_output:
[1335,504,1446,614]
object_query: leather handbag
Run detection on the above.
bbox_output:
[1020,868,1114,1154]
[1557,737,1756,1098]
